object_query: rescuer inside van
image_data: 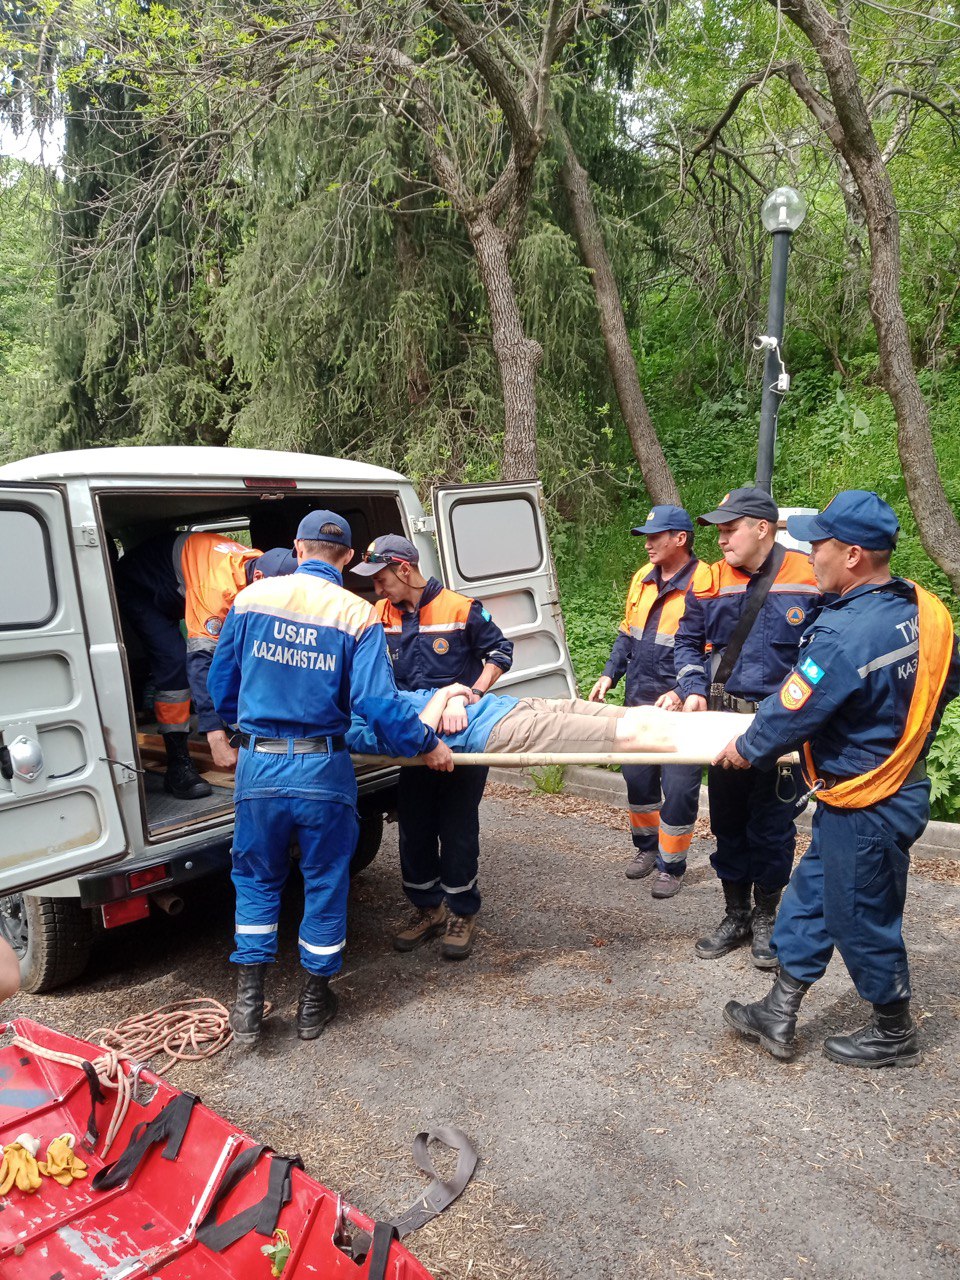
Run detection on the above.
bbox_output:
[588,505,711,900]
[207,510,453,1046]
[116,534,297,800]
[715,491,959,1068]
[352,534,513,961]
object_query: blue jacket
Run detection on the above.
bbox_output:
[378,577,513,691]
[674,547,821,702]
[208,560,440,802]
[348,689,517,755]
[739,578,960,779]
[602,557,710,705]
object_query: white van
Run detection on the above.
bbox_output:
[0,446,576,991]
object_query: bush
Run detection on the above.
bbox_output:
[928,702,960,823]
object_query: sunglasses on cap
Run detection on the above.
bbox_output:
[361,550,413,565]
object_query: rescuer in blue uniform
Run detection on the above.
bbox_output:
[352,534,513,960]
[674,487,821,966]
[208,512,453,1047]
[716,491,959,1068]
[589,505,710,900]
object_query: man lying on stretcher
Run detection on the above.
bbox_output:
[347,685,752,760]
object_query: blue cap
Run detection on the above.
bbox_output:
[786,490,900,550]
[295,509,353,548]
[631,505,695,536]
[252,546,298,578]
[351,534,420,577]
[698,486,778,525]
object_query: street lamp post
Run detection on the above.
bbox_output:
[755,186,807,494]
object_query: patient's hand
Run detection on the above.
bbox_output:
[441,695,469,734]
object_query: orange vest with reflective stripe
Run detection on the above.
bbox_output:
[181,532,261,642]
[802,582,955,809]
[623,561,713,639]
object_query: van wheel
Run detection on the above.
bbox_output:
[350,813,384,877]
[0,893,94,994]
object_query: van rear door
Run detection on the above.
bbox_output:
[433,481,577,698]
[0,484,129,893]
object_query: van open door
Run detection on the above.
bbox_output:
[432,481,577,698]
[0,484,129,894]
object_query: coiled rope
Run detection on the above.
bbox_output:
[87,997,249,1074]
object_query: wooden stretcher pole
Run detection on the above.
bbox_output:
[351,751,800,768]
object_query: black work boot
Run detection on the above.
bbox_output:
[230,963,267,1048]
[723,970,810,1061]
[296,974,339,1041]
[823,1000,920,1068]
[695,880,752,959]
[163,732,212,799]
[750,885,782,970]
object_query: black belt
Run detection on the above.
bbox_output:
[238,733,346,755]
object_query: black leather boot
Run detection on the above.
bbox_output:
[723,969,810,1060]
[297,974,339,1041]
[163,732,212,799]
[695,880,752,959]
[823,1000,920,1068]
[750,885,782,970]
[230,963,267,1048]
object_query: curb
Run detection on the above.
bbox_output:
[488,765,960,862]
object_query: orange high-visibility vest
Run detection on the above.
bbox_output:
[621,561,713,641]
[802,582,955,809]
[181,532,261,642]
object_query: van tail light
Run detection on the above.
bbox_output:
[128,866,169,890]
[102,897,151,929]
[243,478,297,489]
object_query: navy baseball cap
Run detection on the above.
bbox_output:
[295,509,352,547]
[351,534,420,577]
[786,490,900,550]
[631,504,695,536]
[251,546,298,579]
[698,486,779,526]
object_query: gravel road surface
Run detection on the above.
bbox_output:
[7,784,960,1280]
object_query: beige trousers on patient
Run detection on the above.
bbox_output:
[484,697,624,754]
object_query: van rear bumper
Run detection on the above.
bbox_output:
[78,838,234,908]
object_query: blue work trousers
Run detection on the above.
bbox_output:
[397,765,487,917]
[707,763,803,892]
[230,751,359,976]
[623,763,702,875]
[772,782,929,1004]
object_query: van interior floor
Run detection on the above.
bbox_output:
[142,770,235,835]
[138,732,235,836]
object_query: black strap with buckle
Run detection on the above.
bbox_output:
[708,543,786,711]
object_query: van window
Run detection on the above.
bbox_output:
[0,507,55,628]
[446,495,543,581]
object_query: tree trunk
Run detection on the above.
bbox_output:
[776,0,960,595]
[469,212,543,480]
[557,126,681,505]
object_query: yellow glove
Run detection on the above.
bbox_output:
[39,1134,88,1187]
[0,1133,42,1195]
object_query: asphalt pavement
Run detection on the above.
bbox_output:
[7,785,960,1280]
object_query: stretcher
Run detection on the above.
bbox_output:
[0,1018,435,1279]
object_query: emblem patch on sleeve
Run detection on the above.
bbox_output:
[799,656,824,684]
[780,673,813,711]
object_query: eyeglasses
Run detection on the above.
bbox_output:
[361,551,413,565]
